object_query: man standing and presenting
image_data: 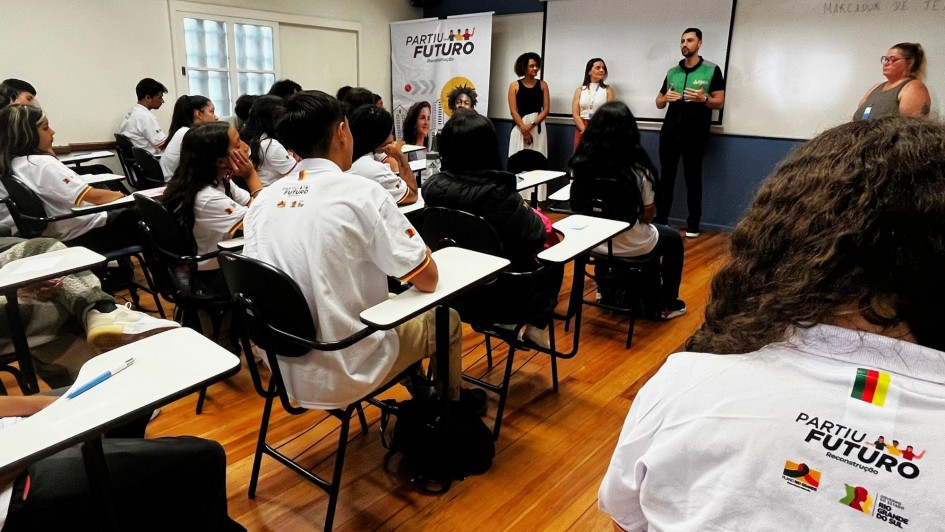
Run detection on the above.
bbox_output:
[118,78,168,155]
[654,28,725,238]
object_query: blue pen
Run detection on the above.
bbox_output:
[67,357,135,399]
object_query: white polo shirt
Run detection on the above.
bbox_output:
[10,155,107,241]
[160,127,188,181]
[193,180,251,270]
[347,153,410,204]
[244,158,428,409]
[256,135,298,186]
[118,104,166,155]
[599,324,945,531]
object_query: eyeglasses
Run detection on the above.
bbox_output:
[880,56,903,65]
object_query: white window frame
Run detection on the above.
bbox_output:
[169,1,364,116]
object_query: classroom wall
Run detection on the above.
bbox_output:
[0,0,419,146]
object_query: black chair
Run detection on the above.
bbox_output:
[506,149,549,174]
[134,193,232,413]
[218,251,413,532]
[420,206,561,439]
[131,147,165,189]
[114,133,141,189]
[0,174,164,317]
[570,177,660,348]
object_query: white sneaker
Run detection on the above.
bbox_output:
[86,303,181,349]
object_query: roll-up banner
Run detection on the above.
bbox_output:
[390,13,493,145]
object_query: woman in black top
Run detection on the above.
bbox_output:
[507,52,550,158]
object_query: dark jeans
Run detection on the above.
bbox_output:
[5,437,244,531]
[656,129,709,229]
[64,209,142,253]
[634,223,684,305]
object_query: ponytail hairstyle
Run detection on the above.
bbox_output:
[162,121,233,233]
[239,95,288,168]
[167,94,212,141]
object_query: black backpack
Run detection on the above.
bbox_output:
[381,397,495,493]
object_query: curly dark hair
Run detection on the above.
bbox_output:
[446,85,478,111]
[514,52,542,77]
[402,101,431,146]
[687,117,945,354]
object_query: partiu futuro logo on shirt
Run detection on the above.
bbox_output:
[795,413,923,480]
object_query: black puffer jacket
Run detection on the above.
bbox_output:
[422,169,545,271]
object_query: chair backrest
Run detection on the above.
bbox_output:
[506,150,549,175]
[0,174,49,238]
[132,147,165,189]
[134,193,199,301]
[114,133,140,188]
[570,177,639,225]
[218,251,319,358]
[420,207,505,256]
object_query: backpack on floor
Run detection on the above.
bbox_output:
[381,397,494,493]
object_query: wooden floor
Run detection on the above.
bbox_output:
[3,228,730,531]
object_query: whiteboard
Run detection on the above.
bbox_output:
[542,0,735,122]
[488,12,545,120]
[724,0,945,139]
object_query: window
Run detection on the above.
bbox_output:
[178,15,277,116]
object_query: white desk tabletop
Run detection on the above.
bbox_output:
[217,237,244,250]
[57,150,115,165]
[548,181,572,202]
[408,159,426,173]
[0,246,106,291]
[537,214,630,264]
[0,328,240,472]
[83,173,126,185]
[360,246,508,329]
[398,190,424,215]
[72,187,164,213]
[401,144,426,154]
[516,170,566,192]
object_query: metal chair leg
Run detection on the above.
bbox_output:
[324,413,353,532]
[492,347,517,440]
[248,392,275,499]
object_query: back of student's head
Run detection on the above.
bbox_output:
[0,84,18,108]
[277,90,344,159]
[335,85,352,102]
[0,104,47,175]
[439,110,501,173]
[688,117,945,355]
[164,121,233,229]
[342,87,376,113]
[241,95,288,167]
[349,105,394,161]
[234,94,259,122]
[268,79,302,99]
[168,94,212,140]
[570,100,656,180]
[2,79,36,97]
[135,78,167,100]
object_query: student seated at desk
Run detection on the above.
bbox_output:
[599,117,945,531]
[422,110,561,347]
[160,95,217,181]
[239,95,298,186]
[347,104,418,205]
[569,101,686,320]
[0,105,139,254]
[118,78,168,155]
[0,237,179,384]
[244,91,484,413]
[0,395,244,531]
[163,122,262,294]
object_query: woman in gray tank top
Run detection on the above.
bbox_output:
[853,42,930,120]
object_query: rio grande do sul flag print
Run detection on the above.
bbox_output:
[850,368,890,407]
